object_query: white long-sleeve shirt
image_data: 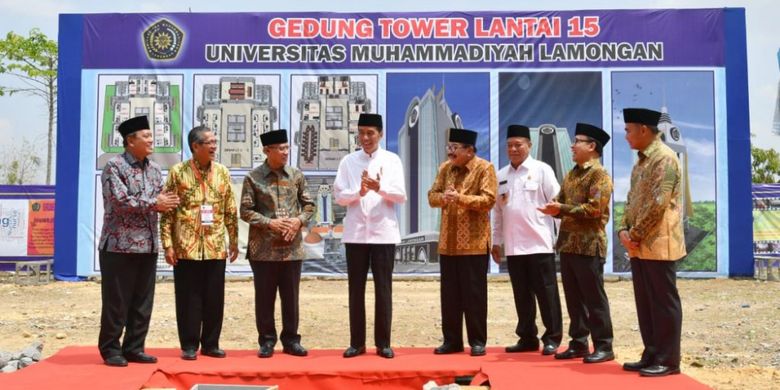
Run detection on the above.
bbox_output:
[492,156,560,255]
[333,147,407,244]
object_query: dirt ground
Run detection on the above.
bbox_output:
[0,276,778,389]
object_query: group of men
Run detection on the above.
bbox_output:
[97,108,686,378]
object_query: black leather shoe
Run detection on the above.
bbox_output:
[554,347,589,360]
[433,343,464,355]
[639,365,680,377]
[583,350,615,363]
[623,359,652,371]
[470,345,486,357]
[201,348,226,358]
[343,346,366,358]
[376,347,394,359]
[505,342,539,353]
[283,343,308,357]
[181,349,197,360]
[257,344,274,358]
[542,344,559,355]
[103,355,128,367]
[124,352,157,363]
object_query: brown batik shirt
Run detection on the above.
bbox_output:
[428,156,497,256]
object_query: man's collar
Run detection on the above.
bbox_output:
[639,139,663,159]
[123,151,147,167]
[262,161,291,178]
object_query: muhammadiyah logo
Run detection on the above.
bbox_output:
[143,19,184,60]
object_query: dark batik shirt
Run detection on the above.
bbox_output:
[240,162,315,261]
[99,152,164,253]
[554,159,613,258]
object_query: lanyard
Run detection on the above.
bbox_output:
[189,159,212,204]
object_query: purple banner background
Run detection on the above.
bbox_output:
[79,9,725,69]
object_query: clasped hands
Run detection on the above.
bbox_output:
[359,169,382,197]
[269,217,303,242]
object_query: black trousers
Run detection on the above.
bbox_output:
[507,253,563,346]
[439,254,489,348]
[344,243,395,348]
[173,259,226,351]
[98,251,157,359]
[560,253,614,351]
[630,258,682,367]
[250,260,302,347]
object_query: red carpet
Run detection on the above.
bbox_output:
[0,346,710,389]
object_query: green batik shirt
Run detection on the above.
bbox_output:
[619,139,687,261]
[554,158,613,258]
[240,162,315,261]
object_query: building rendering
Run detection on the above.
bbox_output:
[528,124,575,184]
[197,77,277,169]
[295,75,371,171]
[106,75,177,152]
[397,86,463,237]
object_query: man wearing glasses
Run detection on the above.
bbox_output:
[428,128,497,357]
[240,130,315,358]
[491,125,562,357]
[160,125,239,360]
[539,123,615,364]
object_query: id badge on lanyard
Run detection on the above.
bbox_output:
[200,204,214,226]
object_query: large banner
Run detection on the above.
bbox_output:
[0,186,55,270]
[55,9,752,278]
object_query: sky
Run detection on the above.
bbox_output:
[0,0,777,184]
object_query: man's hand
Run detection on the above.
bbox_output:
[165,247,177,266]
[359,170,369,197]
[538,201,561,216]
[282,218,302,242]
[228,244,239,263]
[619,230,639,250]
[269,218,293,234]
[156,190,180,212]
[443,185,459,205]
[490,244,502,264]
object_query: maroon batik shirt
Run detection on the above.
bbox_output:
[99,152,165,253]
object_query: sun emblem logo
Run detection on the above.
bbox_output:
[143,19,184,60]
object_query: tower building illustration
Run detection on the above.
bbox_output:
[397,86,463,237]
[528,124,575,183]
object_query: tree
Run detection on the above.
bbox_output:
[0,138,42,184]
[0,29,57,184]
[752,146,780,183]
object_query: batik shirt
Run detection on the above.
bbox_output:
[428,156,497,256]
[99,152,164,253]
[554,158,613,258]
[160,159,238,260]
[240,162,315,261]
[619,139,687,261]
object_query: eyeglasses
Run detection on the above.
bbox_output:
[506,142,528,150]
[573,138,594,144]
[446,143,466,151]
[198,140,217,146]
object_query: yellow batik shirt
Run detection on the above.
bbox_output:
[554,158,613,258]
[428,156,497,256]
[160,159,238,260]
[619,139,687,261]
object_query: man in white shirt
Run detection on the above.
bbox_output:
[334,113,407,359]
[491,124,563,356]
